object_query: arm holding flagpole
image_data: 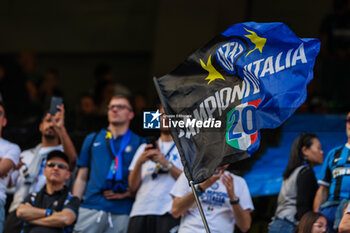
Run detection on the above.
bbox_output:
[171,190,197,219]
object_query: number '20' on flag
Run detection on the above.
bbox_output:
[154,22,320,184]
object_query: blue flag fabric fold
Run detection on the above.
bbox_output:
[154,22,321,183]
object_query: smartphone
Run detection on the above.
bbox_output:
[146,136,157,149]
[49,96,63,115]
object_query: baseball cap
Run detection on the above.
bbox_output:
[46,150,69,165]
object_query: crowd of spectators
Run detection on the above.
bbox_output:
[0,93,255,233]
[0,80,349,233]
[0,1,348,230]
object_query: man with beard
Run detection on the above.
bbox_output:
[0,100,21,233]
[314,112,350,232]
[127,105,183,233]
[73,95,143,233]
[4,104,77,233]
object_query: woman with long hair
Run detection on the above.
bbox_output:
[295,211,327,233]
[268,133,324,233]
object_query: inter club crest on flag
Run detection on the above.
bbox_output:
[154,22,320,183]
[143,110,161,129]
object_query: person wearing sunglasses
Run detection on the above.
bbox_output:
[4,103,77,233]
[314,112,350,232]
[0,100,21,233]
[16,150,80,233]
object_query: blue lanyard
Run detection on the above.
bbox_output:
[106,129,132,181]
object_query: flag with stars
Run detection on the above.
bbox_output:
[154,22,320,183]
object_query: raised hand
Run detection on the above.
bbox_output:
[51,104,65,131]
[222,173,236,201]
[200,167,225,190]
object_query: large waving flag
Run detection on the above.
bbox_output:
[154,22,320,184]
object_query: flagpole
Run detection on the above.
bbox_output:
[190,181,211,233]
[154,76,211,232]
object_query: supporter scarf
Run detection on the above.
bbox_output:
[102,129,131,193]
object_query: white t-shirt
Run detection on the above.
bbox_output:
[0,138,20,202]
[170,172,254,233]
[129,139,183,217]
[9,144,62,212]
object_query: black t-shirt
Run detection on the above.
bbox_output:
[22,186,80,233]
[295,166,318,221]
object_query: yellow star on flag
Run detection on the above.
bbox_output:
[244,28,266,57]
[200,55,225,84]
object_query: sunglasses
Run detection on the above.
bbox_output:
[46,162,68,170]
[346,118,350,123]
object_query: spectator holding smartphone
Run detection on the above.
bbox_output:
[127,105,183,233]
[4,101,77,233]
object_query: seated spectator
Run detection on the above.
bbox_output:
[129,93,158,138]
[4,104,77,233]
[127,105,183,233]
[79,93,97,116]
[75,92,103,132]
[17,50,44,102]
[0,58,35,117]
[269,133,323,233]
[294,211,327,233]
[0,100,21,232]
[16,150,80,233]
[95,80,131,115]
[339,202,350,233]
[38,68,63,108]
[70,92,107,151]
[171,165,254,233]
[313,112,350,232]
[93,64,131,115]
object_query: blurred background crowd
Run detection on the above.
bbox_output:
[0,0,348,232]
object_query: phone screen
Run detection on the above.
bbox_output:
[146,136,157,149]
[49,96,63,115]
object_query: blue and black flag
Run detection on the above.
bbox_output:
[154,22,320,183]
